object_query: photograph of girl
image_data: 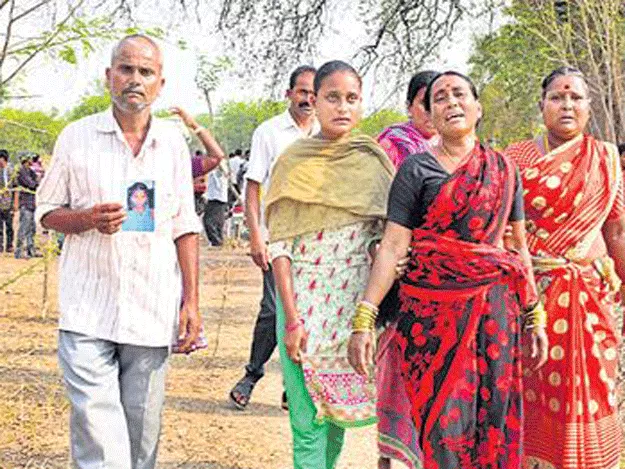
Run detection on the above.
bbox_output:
[122,180,155,232]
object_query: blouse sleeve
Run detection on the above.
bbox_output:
[508,167,526,222]
[387,155,423,230]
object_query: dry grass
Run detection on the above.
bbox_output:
[0,245,378,469]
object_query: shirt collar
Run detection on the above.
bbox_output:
[281,109,319,136]
[96,107,159,149]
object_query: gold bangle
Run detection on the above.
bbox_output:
[524,302,547,330]
[352,301,378,332]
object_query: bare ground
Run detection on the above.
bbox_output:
[0,245,382,469]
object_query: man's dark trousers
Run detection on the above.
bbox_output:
[244,266,277,381]
[202,200,227,246]
[0,209,13,251]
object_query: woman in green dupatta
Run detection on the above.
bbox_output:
[265,60,394,469]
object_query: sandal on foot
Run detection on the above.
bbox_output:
[229,376,256,410]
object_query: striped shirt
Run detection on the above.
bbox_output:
[35,109,201,347]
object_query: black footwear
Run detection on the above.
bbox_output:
[229,375,257,410]
[281,391,289,411]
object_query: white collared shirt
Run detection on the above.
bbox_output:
[228,156,244,184]
[245,109,319,240]
[35,109,201,347]
[206,163,229,203]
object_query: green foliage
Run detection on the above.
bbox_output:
[469,18,554,147]
[470,0,625,144]
[154,109,173,118]
[197,102,406,150]
[206,100,288,152]
[195,55,233,93]
[356,109,405,137]
[1,3,166,102]
[0,109,66,159]
[65,92,111,122]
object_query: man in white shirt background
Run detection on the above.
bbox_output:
[203,160,229,246]
[36,35,202,469]
[229,65,318,410]
[229,148,244,197]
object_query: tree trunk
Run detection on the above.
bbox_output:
[203,89,214,120]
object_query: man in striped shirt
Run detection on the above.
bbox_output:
[35,35,202,469]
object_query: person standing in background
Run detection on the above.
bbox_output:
[31,153,45,183]
[375,69,438,469]
[15,152,40,259]
[229,64,318,411]
[0,149,14,253]
[229,148,245,201]
[170,107,225,217]
[203,161,229,246]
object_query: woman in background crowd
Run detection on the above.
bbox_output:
[375,69,438,469]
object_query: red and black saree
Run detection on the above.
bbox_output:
[393,143,536,469]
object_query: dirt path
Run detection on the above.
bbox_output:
[0,246,385,469]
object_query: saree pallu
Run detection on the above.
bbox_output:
[376,121,432,469]
[378,122,432,168]
[506,135,624,469]
[394,145,535,469]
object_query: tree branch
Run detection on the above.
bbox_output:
[0,0,16,74]
[1,0,87,88]
[13,0,52,23]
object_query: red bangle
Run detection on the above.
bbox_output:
[285,318,304,333]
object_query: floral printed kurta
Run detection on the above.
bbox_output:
[269,220,382,427]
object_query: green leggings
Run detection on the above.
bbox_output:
[276,296,346,469]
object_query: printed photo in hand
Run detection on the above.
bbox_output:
[122,179,155,232]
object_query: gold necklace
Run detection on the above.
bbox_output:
[440,143,468,162]
[543,134,551,154]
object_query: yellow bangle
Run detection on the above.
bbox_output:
[524,302,547,330]
[352,301,378,332]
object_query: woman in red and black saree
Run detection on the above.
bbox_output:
[505,66,625,469]
[348,71,548,469]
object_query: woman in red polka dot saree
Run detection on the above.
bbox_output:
[349,71,547,469]
[505,67,625,469]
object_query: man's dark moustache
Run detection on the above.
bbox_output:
[123,89,145,96]
[299,102,311,108]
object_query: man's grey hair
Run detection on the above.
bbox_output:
[110,34,163,67]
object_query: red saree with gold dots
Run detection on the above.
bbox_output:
[506,134,624,469]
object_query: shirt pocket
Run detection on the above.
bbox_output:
[68,150,124,208]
